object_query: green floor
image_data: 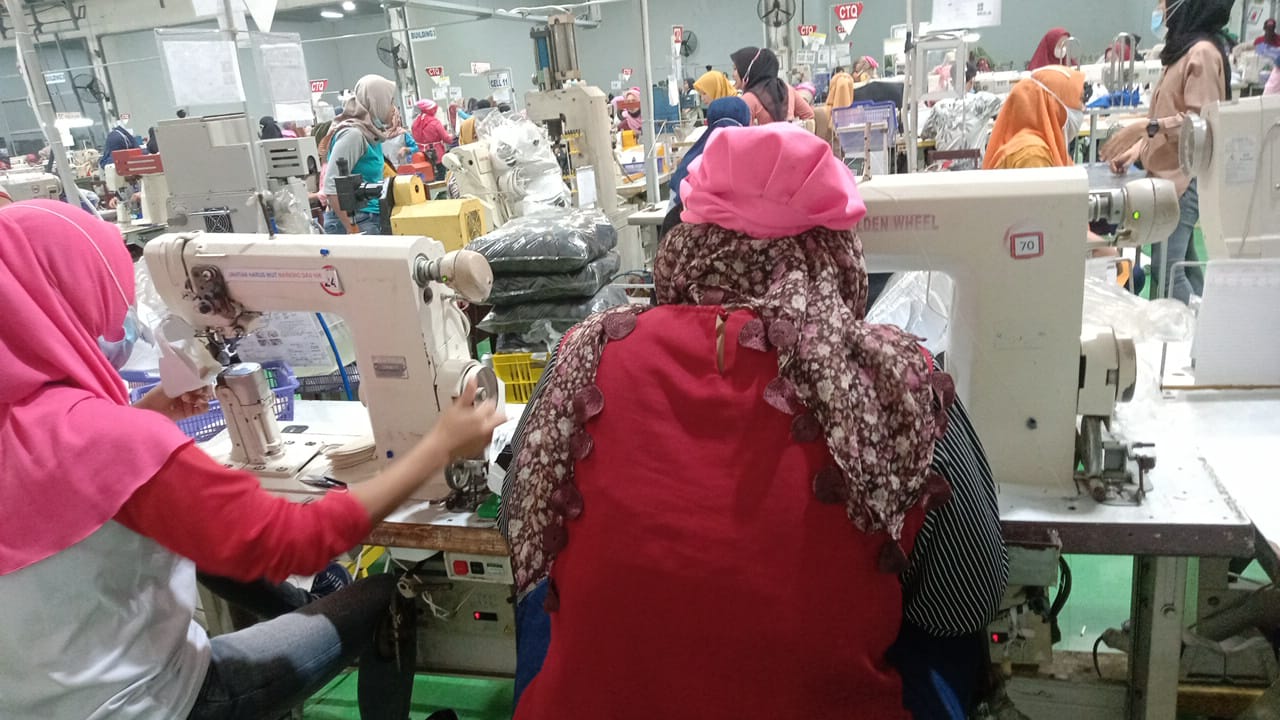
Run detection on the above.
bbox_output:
[305,673,513,720]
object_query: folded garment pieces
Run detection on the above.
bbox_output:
[488,252,621,305]
[478,285,630,335]
[468,210,618,274]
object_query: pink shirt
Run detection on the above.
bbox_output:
[742,86,815,125]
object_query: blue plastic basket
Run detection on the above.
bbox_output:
[128,362,299,442]
[832,100,899,155]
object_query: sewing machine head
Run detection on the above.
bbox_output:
[1182,95,1280,260]
[857,167,1178,500]
[144,231,496,501]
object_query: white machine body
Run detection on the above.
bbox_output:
[1185,95,1280,259]
[445,143,507,227]
[858,168,1095,496]
[145,232,495,499]
[524,85,618,214]
[0,170,60,201]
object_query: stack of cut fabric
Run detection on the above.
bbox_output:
[471,209,627,351]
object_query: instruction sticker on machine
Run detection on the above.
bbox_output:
[226,266,344,296]
[1225,136,1259,186]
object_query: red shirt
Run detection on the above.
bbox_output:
[1255,34,1280,47]
[515,306,923,720]
[115,444,370,583]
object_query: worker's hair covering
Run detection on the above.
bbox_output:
[259,115,283,139]
[332,74,398,142]
[416,98,438,115]
[827,67,856,109]
[669,96,750,205]
[1029,27,1072,70]
[732,46,788,123]
[795,81,817,97]
[693,70,735,102]
[504,124,954,595]
[0,200,190,575]
[983,65,1086,170]
[681,123,863,238]
[1162,0,1234,100]
[860,55,880,70]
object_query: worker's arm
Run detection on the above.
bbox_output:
[900,395,1009,636]
[793,90,815,121]
[118,381,503,582]
[322,128,369,233]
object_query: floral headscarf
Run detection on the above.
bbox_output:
[505,224,954,596]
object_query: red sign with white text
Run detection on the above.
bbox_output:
[309,79,328,93]
[673,25,683,43]
[798,24,818,36]
[835,2,863,21]
[425,66,444,78]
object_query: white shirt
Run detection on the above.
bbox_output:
[0,522,210,719]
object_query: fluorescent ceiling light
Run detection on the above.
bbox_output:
[342,1,356,10]
[320,9,344,19]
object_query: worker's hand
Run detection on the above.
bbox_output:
[1108,141,1144,175]
[1099,121,1145,163]
[428,378,506,462]
[133,385,213,422]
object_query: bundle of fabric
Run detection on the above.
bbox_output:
[919,91,1005,169]
[470,210,627,350]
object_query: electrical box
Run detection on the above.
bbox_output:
[414,555,516,676]
[390,197,488,252]
[989,544,1061,667]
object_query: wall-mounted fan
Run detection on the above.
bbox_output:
[377,35,408,70]
[72,74,107,105]
[681,30,699,58]
[757,0,795,29]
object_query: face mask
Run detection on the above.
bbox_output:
[1151,9,1164,34]
[1064,107,1085,142]
[97,305,139,371]
[1031,76,1080,152]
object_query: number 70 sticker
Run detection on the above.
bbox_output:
[1009,231,1045,259]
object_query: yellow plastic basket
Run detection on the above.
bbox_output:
[492,352,546,404]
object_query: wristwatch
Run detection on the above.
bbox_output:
[1146,118,1160,138]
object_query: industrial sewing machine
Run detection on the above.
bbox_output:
[0,169,60,201]
[106,148,168,227]
[146,230,521,674]
[154,115,317,234]
[1182,94,1280,260]
[144,231,499,504]
[524,85,619,216]
[859,168,1178,666]
[332,161,488,246]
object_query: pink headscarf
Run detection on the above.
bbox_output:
[0,200,190,575]
[416,99,438,115]
[681,123,865,238]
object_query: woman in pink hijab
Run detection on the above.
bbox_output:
[612,86,644,133]
[411,98,455,165]
[503,125,1006,718]
[0,200,504,718]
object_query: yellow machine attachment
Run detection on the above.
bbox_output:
[388,175,488,251]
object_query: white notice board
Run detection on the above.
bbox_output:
[930,0,1001,29]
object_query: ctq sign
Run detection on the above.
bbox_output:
[798,24,818,36]
[425,66,445,78]
[835,2,863,20]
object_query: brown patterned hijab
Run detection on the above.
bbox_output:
[505,221,955,595]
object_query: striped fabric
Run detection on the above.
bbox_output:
[499,351,1008,636]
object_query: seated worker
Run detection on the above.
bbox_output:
[984,65,1086,170]
[322,74,398,235]
[731,47,815,124]
[503,124,1007,720]
[827,64,856,108]
[1029,27,1074,70]
[853,54,880,83]
[0,199,505,720]
[694,70,735,107]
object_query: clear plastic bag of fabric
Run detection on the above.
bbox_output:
[488,252,620,305]
[865,271,954,355]
[480,111,572,214]
[469,210,618,274]
[1082,264,1195,343]
[479,285,630,335]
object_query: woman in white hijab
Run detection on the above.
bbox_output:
[321,74,398,235]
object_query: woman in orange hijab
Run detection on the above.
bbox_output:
[826,65,856,109]
[983,65,1085,169]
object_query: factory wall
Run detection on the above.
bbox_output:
[0,38,99,155]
